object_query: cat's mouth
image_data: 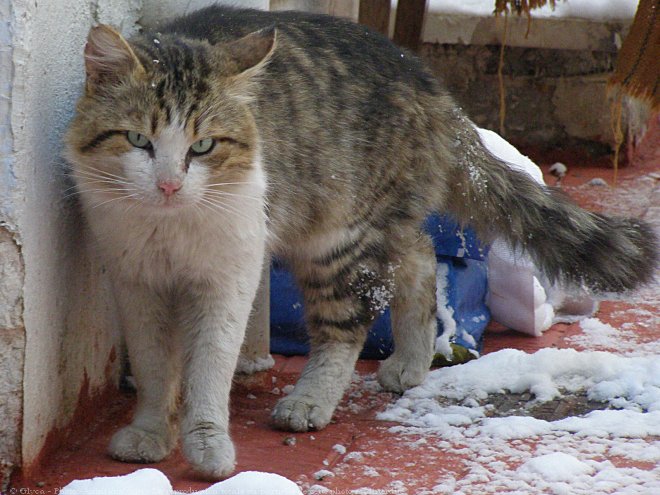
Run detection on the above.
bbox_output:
[130,193,193,212]
[155,196,192,211]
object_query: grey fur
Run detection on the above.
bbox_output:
[158,7,657,294]
[66,5,658,477]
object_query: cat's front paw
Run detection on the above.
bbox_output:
[377,354,428,393]
[271,395,333,432]
[108,424,174,463]
[182,426,235,480]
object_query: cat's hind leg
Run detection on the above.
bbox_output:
[108,284,180,463]
[377,232,437,393]
[271,241,387,432]
[271,340,365,431]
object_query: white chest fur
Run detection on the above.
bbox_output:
[84,199,266,289]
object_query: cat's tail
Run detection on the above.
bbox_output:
[439,121,658,294]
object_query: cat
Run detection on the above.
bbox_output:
[65,6,658,479]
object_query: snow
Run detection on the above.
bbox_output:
[417,0,639,20]
[588,177,609,186]
[376,348,660,493]
[190,471,302,495]
[434,262,457,358]
[60,470,303,495]
[477,128,544,183]
[60,469,172,495]
[549,162,568,177]
[486,239,556,336]
[380,348,660,422]
[518,452,595,481]
[314,469,335,481]
[569,317,660,356]
[332,443,347,455]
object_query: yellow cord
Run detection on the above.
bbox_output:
[498,11,509,136]
[610,93,624,186]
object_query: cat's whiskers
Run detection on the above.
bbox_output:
[78,165,131,183]
[190,201,207,222]
[71,171,132,184]
[62,182,86,195]
[203,181,261,188]
[91,193,140,209]
[202,189,262,202]
[196,195,255,224]
[68,185,136,199]
[197,195,247,217]
[66,182,137,192]
[121,203,135,215]
[195,196,234,218]
[71,175,134,190]
[70,178,135,196]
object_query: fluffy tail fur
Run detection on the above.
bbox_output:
[443,121,658,294]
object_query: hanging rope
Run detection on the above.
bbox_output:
[494,0,558,17]
[498,11,509,136]
[610,93,624,185]
[494,1,560,136]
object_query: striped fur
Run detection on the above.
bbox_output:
[65,7,658,479]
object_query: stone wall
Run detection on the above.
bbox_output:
[420,43,618,151]
[417,12,632,151]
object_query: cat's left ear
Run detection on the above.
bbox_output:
[84,24,145,93]
[222,26,277,80]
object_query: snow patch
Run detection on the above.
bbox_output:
[313,469,334,481]
[518,452,595,481]
[60,469,172,495]
[61,469,303,495]
[380,348,660,425]
[434,262,456,359]
[188,471,303,494]
[377,348,660,493]
[332,443,347,455]
[421,0,638,20]
[569,317,660,356]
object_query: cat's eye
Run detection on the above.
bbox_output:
[126,131,152,149]
[190,138,215,155]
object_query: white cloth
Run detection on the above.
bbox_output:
[477,128,598,336]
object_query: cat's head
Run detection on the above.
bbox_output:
[65,24,276,214]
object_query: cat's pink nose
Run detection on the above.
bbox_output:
[158,180,182,197]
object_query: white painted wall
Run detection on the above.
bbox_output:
[1,0,27,484]
[1,0,141,482]
[1,0,275,483]
[16,0,143,468]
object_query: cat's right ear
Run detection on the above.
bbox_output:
[224,25,277,77]
[84,25,145,94]
[221,26,277,101]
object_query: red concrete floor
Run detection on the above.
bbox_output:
[10,142,659,493]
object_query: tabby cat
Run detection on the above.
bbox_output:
[65,6,657,479]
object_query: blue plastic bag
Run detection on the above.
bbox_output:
[270,214,490,361]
